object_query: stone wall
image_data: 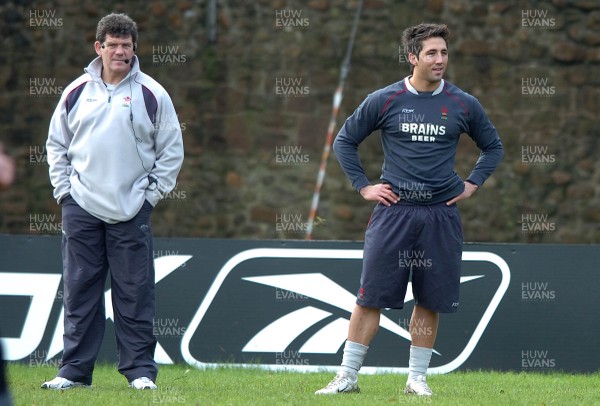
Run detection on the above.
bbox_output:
[0,0,598,243]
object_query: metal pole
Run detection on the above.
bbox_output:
[207,0,217,44]
[306,0,364,240]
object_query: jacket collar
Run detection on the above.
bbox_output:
[85,55,140,84]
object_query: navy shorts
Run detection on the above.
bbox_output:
[357,201,463,313]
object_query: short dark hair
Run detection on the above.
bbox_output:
[96,13,138,45]
[401,23,449,72]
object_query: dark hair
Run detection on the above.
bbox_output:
[401,23,449,72]
[96,13,138,45]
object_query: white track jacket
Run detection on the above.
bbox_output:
[47,56,184,223]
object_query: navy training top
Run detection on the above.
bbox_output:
[333,77,504,204]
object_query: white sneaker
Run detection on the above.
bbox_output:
[129,377,157,390]
[41,376,90,390]
[315,373,359,395]
[404,375,432,396]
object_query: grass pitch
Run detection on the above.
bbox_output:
[6,363,600,405]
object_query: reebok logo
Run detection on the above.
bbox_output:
[181,249,510,374]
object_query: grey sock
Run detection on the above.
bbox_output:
[408,345,433,381]
[340,340,369,378]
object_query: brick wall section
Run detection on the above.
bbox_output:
[0,0,598,243]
